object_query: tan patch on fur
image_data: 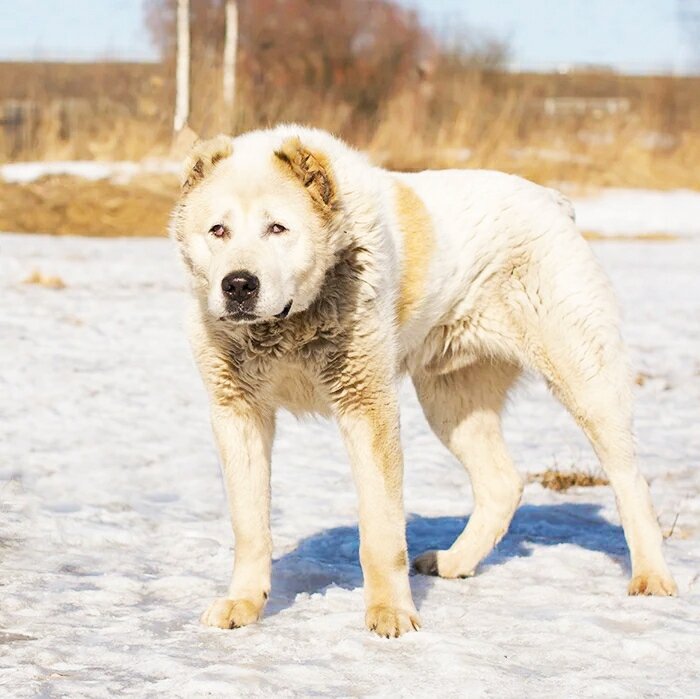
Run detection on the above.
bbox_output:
[201,597,262,629]
[370,410,402,489]
[324,339,403,487]
[182,134,233,193]
[628,573,678,596]
[393,550,408,570]
[393,180,434,325]
[329,354,402,485]
[365,605,420,637]
[274,136,337,215]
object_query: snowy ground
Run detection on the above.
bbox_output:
[1,231,699,697]
[572,188,700,237]
[0,160,180,185]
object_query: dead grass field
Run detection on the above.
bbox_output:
[1,61,698,184]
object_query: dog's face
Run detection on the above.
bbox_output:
[173,134,338,324]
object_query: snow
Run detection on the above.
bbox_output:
[571,188,700,237]
[0,159,180,185]
[1,232,699,697]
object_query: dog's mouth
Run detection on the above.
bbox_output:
[274,300,293,319]
[219,310,258,323]
[219,300,292,323]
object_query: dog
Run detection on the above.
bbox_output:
[170,125,676,638]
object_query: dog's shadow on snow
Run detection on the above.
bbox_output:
[266,503,629,616]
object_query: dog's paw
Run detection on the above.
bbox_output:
[365,605,420,638]
[412,550,475,579]
[628,573,678,596]
[412,550,439,576]
[200,598,261,629]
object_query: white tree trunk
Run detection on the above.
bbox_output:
[222,0,238,130]
[174,0,190,133]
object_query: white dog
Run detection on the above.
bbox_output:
[170,125,676,638]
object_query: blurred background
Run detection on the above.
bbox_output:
[0,0,698,236]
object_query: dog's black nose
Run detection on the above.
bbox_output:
[221,271,259,303]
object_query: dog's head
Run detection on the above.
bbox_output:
[172,130,340,324]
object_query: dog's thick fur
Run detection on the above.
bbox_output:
[171,125,676,637]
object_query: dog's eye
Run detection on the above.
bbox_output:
[209,224,226,238]
[268,223,287,235]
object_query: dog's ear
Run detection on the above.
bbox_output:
[181,134,233,194]
[274,136,336,211]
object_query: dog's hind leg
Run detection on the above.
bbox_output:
[513,235,677,595]
[525,316,677,596]
[412,361,523,578]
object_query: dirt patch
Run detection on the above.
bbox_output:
[0,174,177,237]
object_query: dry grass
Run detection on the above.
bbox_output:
[662,512,691,540]
[581,231,681,242]
[528,468,609,491]
[23,269,66,289]
[1,61,699,189]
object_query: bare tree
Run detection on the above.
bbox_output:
[222,0,238,131]
[173,0,190,132]
[145,0,511,138]
[146,0,433,123]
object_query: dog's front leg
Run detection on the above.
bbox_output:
[201,403,274,629]
[334,387,420,637]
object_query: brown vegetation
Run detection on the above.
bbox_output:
[528,468,609,492]
[2,56,698,190]
[22,269,66,289]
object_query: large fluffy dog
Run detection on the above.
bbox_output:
[171,125,676,637]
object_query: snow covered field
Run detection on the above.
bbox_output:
[1,231,699,697]
[0,160,181,185]
[573,188,700,238]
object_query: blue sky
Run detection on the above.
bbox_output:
[0,0,156,61]
[407,0,695,74]
[0,0,695,74]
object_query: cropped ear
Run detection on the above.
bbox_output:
[274,136,337,211]
[181,134,233,193]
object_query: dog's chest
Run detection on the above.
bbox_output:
[269,362,331,417]
[225,328,334,417]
